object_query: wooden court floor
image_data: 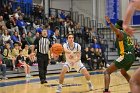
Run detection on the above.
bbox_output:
[0,66,138,93]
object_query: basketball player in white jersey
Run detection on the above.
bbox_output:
[123,0,140,36]
[123,0,140,92]
[56,34,93,93]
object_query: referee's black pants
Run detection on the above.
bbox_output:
[37,53,49,82]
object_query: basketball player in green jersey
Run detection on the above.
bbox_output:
[103,16,135,93]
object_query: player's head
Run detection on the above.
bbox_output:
[67,33,74,43]
[115,20,123,30]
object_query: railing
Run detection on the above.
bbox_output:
[49,8,71,19]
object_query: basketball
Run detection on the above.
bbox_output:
[51,43,63,55]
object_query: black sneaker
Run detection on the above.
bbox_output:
[40,80,48,84]
[44,80,48,83]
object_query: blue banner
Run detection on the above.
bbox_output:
[12,0,33,15]
[106,0,120,25]
[132,10,140,25]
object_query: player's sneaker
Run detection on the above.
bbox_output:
[87,82,93,91]
[56,84,62,93]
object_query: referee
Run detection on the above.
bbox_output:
[34,27,51,84]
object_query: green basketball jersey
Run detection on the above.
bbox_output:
[115,30,134,55]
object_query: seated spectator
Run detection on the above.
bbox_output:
[16,50,31,78]
[92,38,101,51]
[16,15,27,35]
[3,43,16,70]
[22,45,29,59]
[0,54,8,80]
[12,43,19,58]
[99,39,108,68]
[6,16,18,35]
[0,16,6,26]
[33,20,40,30]
[25,32,34,45]
[82,47,93,70]
[135,44,140,58]
[11,31,21,44]
[21,33,28,49]
[2,29,13,48]
[95,48,103,70]
[89,48,97,70]
[28,45,37,66]
[50,27,60,44]
[36,26,43,34]
[0,25,7,35]
[59,11,66,20]
[33,32,40,42]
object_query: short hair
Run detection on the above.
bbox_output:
[19,49,22,53]
[66,33,74,39]
[115,20,123,30]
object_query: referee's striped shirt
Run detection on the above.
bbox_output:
[34,37,50,54]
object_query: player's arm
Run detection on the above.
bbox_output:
[105,16,120,35]
[123,0,135,30]
[105,16,123,40]
[75,44,81,62]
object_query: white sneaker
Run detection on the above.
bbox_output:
[25,74,33,78]
[56,84,62,93]
[87,82,93,91]
[2,76,8,80]
[28,74,33,78]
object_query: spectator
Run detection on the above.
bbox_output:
[3,43,16,70]
[11,31,21,44]
[12,43,19,58]
[6,16,18,35]
[82,47,93,70]
[16,15,27,35]
[16,49,31,78]
[99,39,108,68]
[89,48,97,70]
[25,32,34,45]
[50,27,60,44]
[21,33,28,49]
[33,32,40,42]
[2,29,13,48]
[0,54,8,80]
[92,38,101,51]
[134,44,140,58]
[28,45,37,65]
[0,16,6,26]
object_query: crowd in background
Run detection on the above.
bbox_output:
[0,1,113,79]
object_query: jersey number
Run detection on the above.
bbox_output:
[127,37,133,45]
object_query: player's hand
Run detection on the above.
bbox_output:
[105,16,111,23]
[51,53,59,60]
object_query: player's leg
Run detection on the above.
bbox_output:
[81,67,93,91]
[120,68,131,82]
[129,67,140,93]
[104,63,118,93]
[56,65,69,93]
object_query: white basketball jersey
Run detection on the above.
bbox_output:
[63,42,81,62]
